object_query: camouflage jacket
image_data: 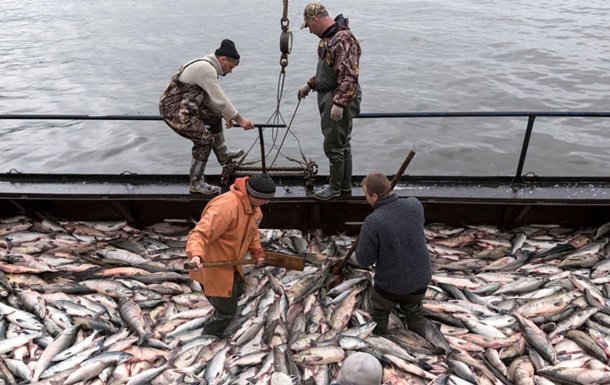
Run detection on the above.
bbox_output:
[307,15,361,107]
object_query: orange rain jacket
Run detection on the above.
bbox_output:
[186,176,264,297]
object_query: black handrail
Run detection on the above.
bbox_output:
[357,111,610,183]
[2,111,609,182]
[356,111,610,118]
[0,114,286,128]
[3,111,610,120]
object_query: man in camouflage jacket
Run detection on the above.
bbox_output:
[298,2,362,200]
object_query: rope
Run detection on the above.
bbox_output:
[238,0,313,171]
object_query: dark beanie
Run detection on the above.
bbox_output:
[247,173,276,199]
[215,39,240,60]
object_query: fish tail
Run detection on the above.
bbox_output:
[137,332,153,345]
[92,310,107,321]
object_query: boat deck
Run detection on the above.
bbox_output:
[1,173,609,233]
[2,111,609,232]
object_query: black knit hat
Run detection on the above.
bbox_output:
[247,173,276,199]
[215,39,240,60]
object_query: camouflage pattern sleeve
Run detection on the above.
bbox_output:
[306,76,316,90]
[328,30,361,107]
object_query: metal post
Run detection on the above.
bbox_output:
[258,126,266,172]
[512,115,536,184]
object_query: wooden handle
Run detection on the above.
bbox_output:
[184,259,256,269]
[332,150,416,277]
[390,150,416,190]
[332,235,360,275]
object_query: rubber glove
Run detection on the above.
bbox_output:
[330,104,344,121]
[297,83,311,100]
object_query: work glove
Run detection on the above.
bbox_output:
[330,104,344,121]
[297,83,311,100]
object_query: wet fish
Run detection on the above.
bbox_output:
[32,324,81,382]
[513,313,558,365]
[6,214,610,385]
[0,332,42,355]
[0,302,44,331]
[118,297,153,345]
[292,346,345,365]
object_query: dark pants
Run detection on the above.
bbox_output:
[368,286,427,337]
[202,272,245,337]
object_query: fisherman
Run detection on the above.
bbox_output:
[159,39,255,195]
[298,2,362,200]
[186,173,276,337]
[333,352,383,385]
[355,172,432,337]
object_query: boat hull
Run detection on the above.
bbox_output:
[1,173,609,233]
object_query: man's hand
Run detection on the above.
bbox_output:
[224,117,233,128]
[234,115,255,130]
[297,83,311,100]
[251,248,266,266]
[190,256,203,269]
[330,105,344,121]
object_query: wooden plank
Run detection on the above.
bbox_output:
[184,251,305,271]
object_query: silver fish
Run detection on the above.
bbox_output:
[0,302,44,331]
[32,325,81,382]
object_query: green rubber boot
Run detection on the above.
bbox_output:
[212,131,245,165]
[314,162,343,201]
[341,150,352,192]
[189,158,220,195]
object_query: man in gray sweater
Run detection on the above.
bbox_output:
[355,172,432,336]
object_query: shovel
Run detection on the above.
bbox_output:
[329,150,417,288]
[184,250,305,271]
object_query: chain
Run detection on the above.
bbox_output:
[279,0,292,76]
[233,0,317,185]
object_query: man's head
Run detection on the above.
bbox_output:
[337,352,383,385]
[215,39,240,75]
[300,2,333,35]
[362,172,391,207]
[246,173,276,207]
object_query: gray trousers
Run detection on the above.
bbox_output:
[202,272,245,337]
[368,286,427,337]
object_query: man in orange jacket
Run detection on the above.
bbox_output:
[186,173,276,337]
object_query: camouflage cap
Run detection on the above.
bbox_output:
[300,2,329,30]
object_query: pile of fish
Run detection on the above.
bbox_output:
[1,213,610,385]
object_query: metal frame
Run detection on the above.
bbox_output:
[3,110,610,183]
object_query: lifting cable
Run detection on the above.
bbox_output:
[238,0,313,171]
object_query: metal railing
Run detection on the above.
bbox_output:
[2,111,610,183]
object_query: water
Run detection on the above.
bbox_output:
[1,0,609,177]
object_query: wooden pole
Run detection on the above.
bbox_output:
[329,150,417,284]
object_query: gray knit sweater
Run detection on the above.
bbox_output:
[355,194,432,295]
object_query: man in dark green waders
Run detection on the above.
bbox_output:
[298,2,362,200]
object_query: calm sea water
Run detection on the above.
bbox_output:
[1,0,609,177]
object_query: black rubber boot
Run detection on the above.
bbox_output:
[314,162,343,201]
[212,132,244,165]
[341,150,353,192]
[189,158,220,195]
